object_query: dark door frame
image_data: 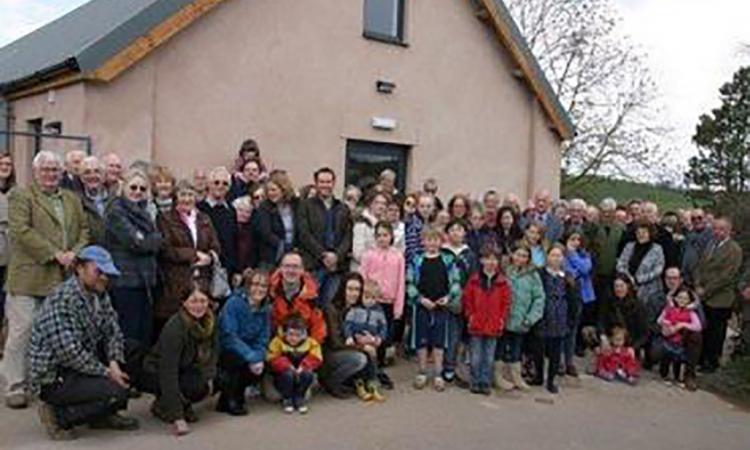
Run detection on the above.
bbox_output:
[345,139,410,194]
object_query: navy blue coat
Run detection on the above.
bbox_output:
[104,197,162,289]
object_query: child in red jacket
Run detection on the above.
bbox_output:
[462,245,511,395]
[267,314,323,414]
[594,326,640,385]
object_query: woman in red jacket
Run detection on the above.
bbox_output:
[462,244,511,395]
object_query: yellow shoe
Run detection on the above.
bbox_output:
[367,382,386,402]
[355,380,373,401]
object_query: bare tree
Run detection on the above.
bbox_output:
[508,0,668,186]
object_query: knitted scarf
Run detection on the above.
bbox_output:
[180,308,215,364]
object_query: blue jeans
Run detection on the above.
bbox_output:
[443,313,464,375]
[315,270,341,308]
[495,331,524,363]
[470,336,497,386]
[274,369,314,405]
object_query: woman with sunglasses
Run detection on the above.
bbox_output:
[104,168,163,346]
[216,269,272,415]
[156,180,221,340]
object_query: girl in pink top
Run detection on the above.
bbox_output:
[360,221,405,389]
[655,287,702,385]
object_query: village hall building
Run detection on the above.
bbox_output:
[0,0,573,199]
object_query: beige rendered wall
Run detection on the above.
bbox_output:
[529,100,563,199]
[11,0,563,199]
[8,83,86,183]
[85,57,157,166]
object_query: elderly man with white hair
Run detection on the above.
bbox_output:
[79,156,110,245]
[590,198,625,299]
[563,198,599,245]
[197,166,238,279]
[378,169,400,199]
[682,208,713,284]
[529,189,563,242]
[101,153,124,195]
[60,150,86,193]
[1,151,90,409]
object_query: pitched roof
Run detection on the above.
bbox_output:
[0,0,197,90]
[0,0,574,139]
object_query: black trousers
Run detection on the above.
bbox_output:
[217,353,262,404]
[701,306,732,369]
[531,336,563,386]
[39,339,143,429]
[110,287,152,346]
[652,331,702,378]
[377,305,395,367]
[40,372,128,430]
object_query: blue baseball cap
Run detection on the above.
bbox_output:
[77,246,121,277]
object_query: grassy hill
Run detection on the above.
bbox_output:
[562,176,695,211]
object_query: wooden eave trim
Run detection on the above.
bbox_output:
[4,72,84,101]
[478,0,572,141]
[90,0,227,82]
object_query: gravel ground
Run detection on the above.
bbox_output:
[1,361,748,450]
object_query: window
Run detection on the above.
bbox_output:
[27,118,42,155]
[363,0,406,45]
[345,140,409,194]
[44,121,62,135]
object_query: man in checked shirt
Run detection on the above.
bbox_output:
[27,246,140,441]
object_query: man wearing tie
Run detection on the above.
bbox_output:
[693,216,743,373]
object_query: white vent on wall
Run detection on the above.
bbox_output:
[371,117,397,130]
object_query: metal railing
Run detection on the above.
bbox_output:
[0,130,92,155]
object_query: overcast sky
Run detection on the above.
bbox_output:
[617,0,750,174]
[1,0,749,175]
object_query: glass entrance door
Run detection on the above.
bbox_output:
[345,139,409,194]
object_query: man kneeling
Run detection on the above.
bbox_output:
[27,246,139,440]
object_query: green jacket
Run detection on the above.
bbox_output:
[505,266,546,333]
[80,191,111,246]
[694,239,743,309]
[7,184,89,297]
[591,222,625,277]
[143,311,219,422]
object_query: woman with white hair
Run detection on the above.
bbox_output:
[104,168,163,345]
[232,195,256,279]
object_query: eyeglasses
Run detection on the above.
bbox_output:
[213,180,230,187]
[250,282,269,288]
[129,185,147,193]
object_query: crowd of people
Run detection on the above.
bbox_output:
[0,139,748,441]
